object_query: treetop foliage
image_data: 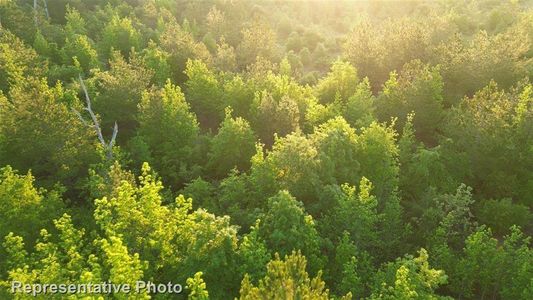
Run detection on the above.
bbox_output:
[0,0,532,299]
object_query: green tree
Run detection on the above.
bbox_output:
[237,221,271,282]
[61,34,99,73]
[310,117,360,189]
[252,91,300,146]
[344,19,431,91]
[94,163,240,298]
[136,80,199,188]
[424,184,477,251]
[286,32,303,52]
[320,179,380,253]
[342,78,376,128]
[93,51,153,140]
[477,198,532,237]
[431,31,529,106]
[0,166,64,268]
[184,59,224,129]
[237,21,277,68]
[499,226,533,300]
[377,60,444,144]
[141,40,172,85]
[181,177,216,212]
[257,191,324,274]
[221,75,255,119]
[239,251,349,300]
[205,6,226,40]
[315,60,359,104]
[398,114,457,202]
[99,15,141,60]
[214,37,237,72]
[254,132,320,205]
[64,6,87,37]
[0,78,98,190]
[356,122,400,202]
[2,214,149,299]
[207,108,257,179]
[306,78,375,129]
[332,232,375,299]
[159,21,211,83]
[450,227,502,299]
[215,169,264,230]
[187,272,209,300]
[0,29,46,94]
[33,30,58,62]
[0,1,37,43]
[442,81,533,204]
[370,249,450,300]
[445,225,533,299]
[249,64,314,124]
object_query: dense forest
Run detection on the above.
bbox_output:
[0,0,532,299]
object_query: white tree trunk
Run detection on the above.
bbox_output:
[33,0,38,27]
[42,0,49,20]
[73,75,119,161]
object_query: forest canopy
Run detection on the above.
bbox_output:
[0,0,532,299]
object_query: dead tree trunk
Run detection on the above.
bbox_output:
[73,75,118,161]
[42,0,49,20]
[32,0,49,27]
[33,0,38,27]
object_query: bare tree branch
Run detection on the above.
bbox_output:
[76,75,119,161]
[71,107,89,126]
[107,122,119,160]
[79,74,107,146]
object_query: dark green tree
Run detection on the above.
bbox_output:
[0,78,98,190]
[92,51,153,140]
[207,108,257,179]
[184,59,224,129]
[257,190,324,275]
[136,80,199,188]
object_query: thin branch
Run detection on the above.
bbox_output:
[109,122,118,149]
[71,107,89,126]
